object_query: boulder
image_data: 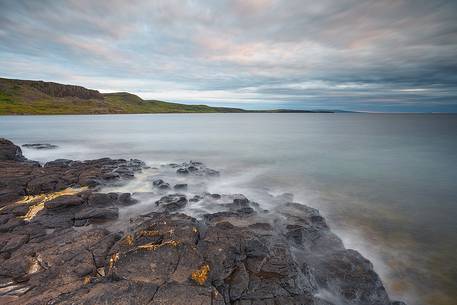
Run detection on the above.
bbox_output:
[155,194,187,212]
[175,161,220,176]
[44,195,84,209]
[152,178,171,190]
[0,138,27,161]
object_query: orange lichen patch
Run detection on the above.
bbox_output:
[108,253,120,270]
[191,264,210,285]
[83,275,91,285]
[138,230,161,238]
[121,234,134,246]
[17,187,87,221]
[136,240,180,251]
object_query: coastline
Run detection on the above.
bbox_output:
[0,138,405,305]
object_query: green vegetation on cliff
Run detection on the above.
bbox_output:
[0,77,336,114]
[0,78,246,115]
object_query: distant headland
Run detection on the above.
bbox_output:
[0,77,346,115]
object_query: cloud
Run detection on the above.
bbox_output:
[0,0,456,111]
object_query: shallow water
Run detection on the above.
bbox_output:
[1,113,456,305]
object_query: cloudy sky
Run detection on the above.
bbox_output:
[1,0,457,112]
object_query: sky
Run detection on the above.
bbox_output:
[1,0,457,112]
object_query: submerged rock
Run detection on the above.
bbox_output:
[173,183,188,191]
[22,143,58,150]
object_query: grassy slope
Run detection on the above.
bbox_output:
[0,77,337,114]
[0,78,245,115]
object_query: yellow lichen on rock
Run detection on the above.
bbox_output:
[191,264,210,285]
[17,187,87,221]
[136,243,161,251]
[83,275,91,285]
[108,253,120,270]
[136,240,180,251]
[22,202,45,221]
[138,230,160,237]
[121,234,134,246]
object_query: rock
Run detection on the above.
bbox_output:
[87,192,119,207]
[152,178,171,190]
[44,195,84,209]
[0,138,27,161]
[313,249,391,305]
[210,193,221,199]
[44,158,74,167]
[173,183,188,191]
[155,194,187,212]
[0,139,404,305]
[189,195,203,202]
[0,233,29,253]
[74,206,119,224]
[25,79,104,99]
[175,161,219,176]
[22,143,58,150]
[117,193,137,206]
[176,168,189,175]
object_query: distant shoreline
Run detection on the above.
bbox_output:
[0,77,350,115]
[2,77,456,115]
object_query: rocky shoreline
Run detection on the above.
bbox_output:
[0,138,405,305]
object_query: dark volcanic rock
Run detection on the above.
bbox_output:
[175,161,219,176]
[74,206,119,224]
[44,195,84,209]
[0,138,27,161]
[0,139,145,207]
[155,194,188,212]
[152,178,171,190]
[0,139,406,305]
[22,143,58,150]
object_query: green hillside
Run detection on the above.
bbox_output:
[0,77,339,114]
[0,77,245,115]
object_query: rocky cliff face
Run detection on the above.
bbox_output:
[0,139,406,305]
[24,80,104,99]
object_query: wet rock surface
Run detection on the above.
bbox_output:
[0,138,405,305]
[172,160,220,176]
[22,143,58,150]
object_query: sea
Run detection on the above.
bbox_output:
[1,113,456,305]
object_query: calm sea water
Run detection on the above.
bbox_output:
[1,113,456,305]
